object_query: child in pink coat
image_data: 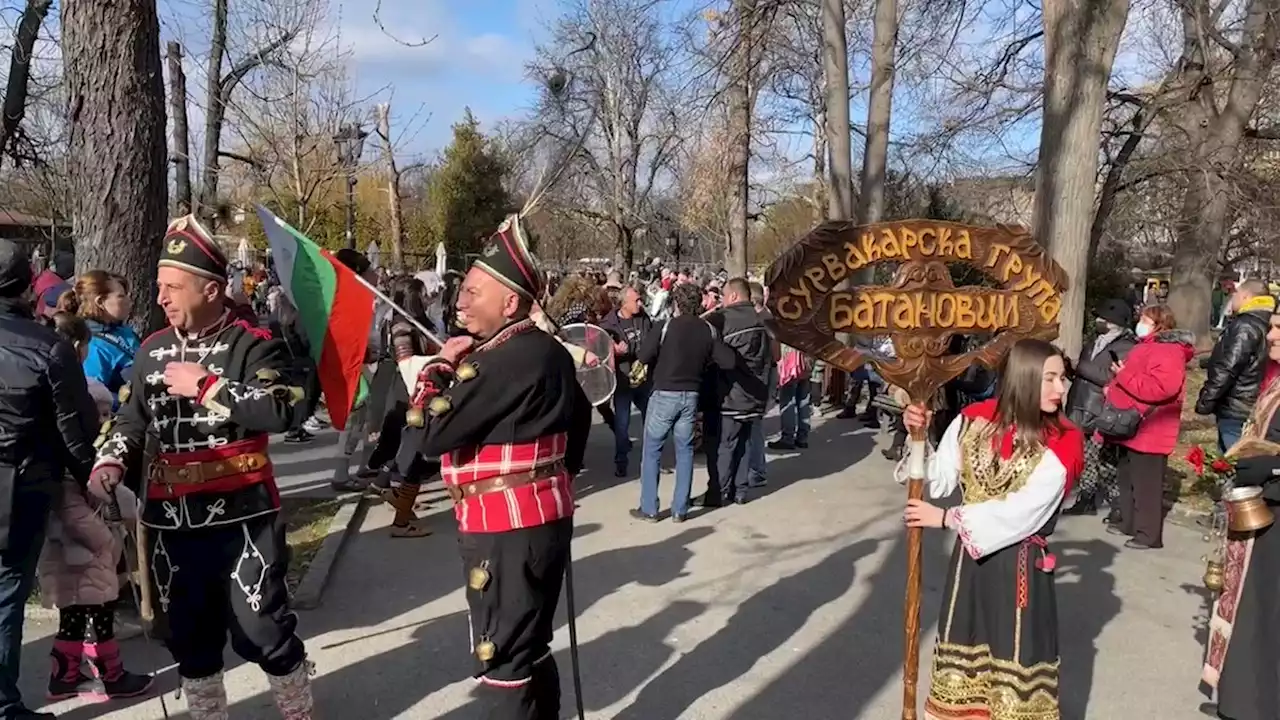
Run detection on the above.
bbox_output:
[37,312,152,701]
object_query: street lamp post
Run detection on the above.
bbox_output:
[666,230,684,271]
[333,123,368,250]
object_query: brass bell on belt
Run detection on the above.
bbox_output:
[456,363,478,381]
[405,406,425,428]
[428,396,453,417]
[1224,485,1275,533]
[475,640,497,663]
[1203,559,1226,593]
[468,563,492,591]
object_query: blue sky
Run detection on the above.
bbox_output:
[334,0,551,153]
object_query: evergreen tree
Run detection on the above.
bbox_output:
[426,109,513,260]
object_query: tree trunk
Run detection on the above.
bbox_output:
[822,0,852,222]
[374,103,405,270]
[725,0,755,277]
[857,0,898,231]
[168,41,192,216]
[1166,0,1280,347]
[63,0,169,333]
[1033,0,1130,360]
[195,0,228,228]
[1170,171,1229,345]
[1089,102,1150,252]
[0,0,52,167]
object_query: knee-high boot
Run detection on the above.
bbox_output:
[267,661,315,720]
[387,481,431,538]
[182,672,229,720]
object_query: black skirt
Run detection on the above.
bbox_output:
[926,536,1061,720]
[1215,518,1280,720]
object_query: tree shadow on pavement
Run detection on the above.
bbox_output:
[1053,539,1121,720]
[749,419,876,500]
[602,537,883,720]
[728,530,949,719]
[197,523,717,719]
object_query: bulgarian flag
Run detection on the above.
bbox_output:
[255,205,375,431]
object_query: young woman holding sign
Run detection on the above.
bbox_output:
[899,338,1084,720]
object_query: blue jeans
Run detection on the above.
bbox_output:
[1218,417,1246,453]
[640,390,699,517]
[779,377,812,444]
[613,382,650,469]
[0,487,53,716]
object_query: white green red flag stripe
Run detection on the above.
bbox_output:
[255,205,374,430]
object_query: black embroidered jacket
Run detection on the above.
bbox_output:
[93,314,301,531]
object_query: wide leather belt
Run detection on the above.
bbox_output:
[448,461,566,504]
[153,452,271,486]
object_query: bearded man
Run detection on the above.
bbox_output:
[87,216,313,719]
[396,215,592,719]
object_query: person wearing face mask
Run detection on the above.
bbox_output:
[1103,305,1195,550]
[1062,298,1136,518]
[1196,279,1275,452]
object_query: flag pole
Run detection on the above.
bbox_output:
[346,270,448,351]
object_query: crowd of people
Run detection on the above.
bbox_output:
[3,218,1280,720]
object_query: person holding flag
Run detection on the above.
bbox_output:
[86,215,315,719]
[396,214,592,719]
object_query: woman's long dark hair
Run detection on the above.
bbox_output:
[384,276,436,352]
[990,338,1068,449]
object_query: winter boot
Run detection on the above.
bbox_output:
[47,639,93,701]
[85,639,153,699]
[181,672,229,720]
[267,661,315,720]
[388,482,430,538]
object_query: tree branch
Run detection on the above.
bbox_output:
[218,149,263,170]
[219,30,300,102]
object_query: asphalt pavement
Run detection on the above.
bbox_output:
[21,409,1218,719]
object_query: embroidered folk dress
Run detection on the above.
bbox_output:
[915,399,1084,720]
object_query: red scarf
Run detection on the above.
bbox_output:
[960,398,1085,494]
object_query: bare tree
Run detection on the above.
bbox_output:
[531,0,685,271]
[192,0,311,228]
[168,41,193,215]
[63,0,168,331]
[823,0,853,221]
[1033,0,1130,358]
[221,15,370,237]
[1163,0,1280,343]
[857,0,899,232]
[724,0,757,276]
[374,102,408,269]
[0,0,53,168]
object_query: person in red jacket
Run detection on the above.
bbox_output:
[1104,304,1195,549]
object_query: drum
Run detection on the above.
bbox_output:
[559,323,617,407]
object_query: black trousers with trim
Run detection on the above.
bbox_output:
[460,518,572,720]
[151,512,306,679]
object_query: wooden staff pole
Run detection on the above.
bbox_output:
[902,420,928,719]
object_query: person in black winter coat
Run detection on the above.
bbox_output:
[1196,279,1275,452]
[699,277,772,507]
[1066,298,1138,429]
[0,239,100,720]
[1063,298,1137,516]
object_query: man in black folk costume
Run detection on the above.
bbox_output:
[396,214,592,719]
[87,216,314,719]
[1202,308,1280,720]
[900,340,1084,720]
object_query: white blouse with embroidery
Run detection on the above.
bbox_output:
[898,415,1069,560]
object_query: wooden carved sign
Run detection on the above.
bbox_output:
[764,219,1068,401]
[764,219,1068,720]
